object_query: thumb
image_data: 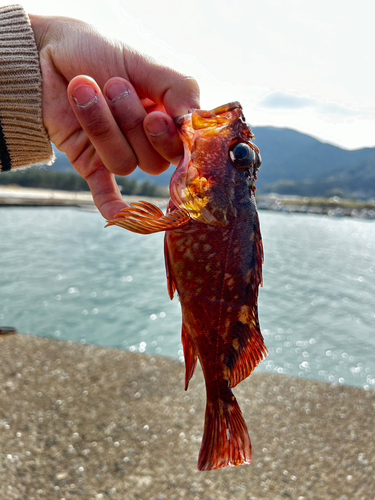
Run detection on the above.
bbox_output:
[125,52,200,117]
[163,75,201,117]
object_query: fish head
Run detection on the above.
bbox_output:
[170,102,261,225]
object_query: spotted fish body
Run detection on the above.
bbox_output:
[107,102,267,471]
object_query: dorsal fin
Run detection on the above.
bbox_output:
[226,320,268,388]
[226,212,266,387]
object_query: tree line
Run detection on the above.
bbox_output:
[0,167,168,198]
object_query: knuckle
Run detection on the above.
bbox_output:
[139,157,169,175]
[178,76,200,101]
[108,154,138,176]
[86,118,114,142]
[164,75,200,116]
[131,114,146,130]
[119,113,144,133]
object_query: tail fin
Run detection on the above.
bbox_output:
[198,390,252,471]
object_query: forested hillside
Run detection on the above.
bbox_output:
[3,128,374,199]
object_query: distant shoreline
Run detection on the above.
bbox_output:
[1,185,374,219]
[257,193,375,219]
[0,185,168,209]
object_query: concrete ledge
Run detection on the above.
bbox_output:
[1,334,374,499]
[0,186,168,208]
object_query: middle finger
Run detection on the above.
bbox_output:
[104,77,170,175]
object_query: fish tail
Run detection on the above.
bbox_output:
[198,388,251,471]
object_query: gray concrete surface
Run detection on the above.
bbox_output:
[1,334,374,500]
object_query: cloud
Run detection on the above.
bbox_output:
[259,92,360,117]
[260,92,314,109]
[319,102,357,117]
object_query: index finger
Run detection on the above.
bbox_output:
[85,164,129,220]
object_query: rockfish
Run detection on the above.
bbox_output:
[107,102,267,471]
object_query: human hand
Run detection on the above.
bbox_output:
[29,14,200,218]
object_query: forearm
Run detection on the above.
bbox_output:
[0,4,53,171]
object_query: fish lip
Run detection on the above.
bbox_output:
[200,101,242,118]
[174,102,243,128]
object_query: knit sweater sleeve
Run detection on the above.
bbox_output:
[0,4,54,171]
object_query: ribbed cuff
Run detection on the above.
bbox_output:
[0,4,54,171]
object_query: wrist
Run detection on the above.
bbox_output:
[28,14,56,53]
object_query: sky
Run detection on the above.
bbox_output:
[11,0,375,150]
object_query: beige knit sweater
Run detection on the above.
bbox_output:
[0,4,54,171]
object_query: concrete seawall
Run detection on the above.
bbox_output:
[0,186,168,209]
[1,333,374,499]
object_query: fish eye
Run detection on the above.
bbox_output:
[229,142,257,170]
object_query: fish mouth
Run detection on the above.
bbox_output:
[198,101,242,118]
[174,101,243,130]
[170,101,252,226]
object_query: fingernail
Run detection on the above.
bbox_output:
[72,85,98,109]
[106,81,131,103]
[146,117,169,137]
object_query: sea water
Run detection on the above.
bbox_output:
[1,207,374,390]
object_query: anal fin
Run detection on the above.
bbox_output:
[182,324,198,390]
[106,201,190,234]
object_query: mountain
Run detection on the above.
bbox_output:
[48,145,174,186]
[251,127,375,199]
[48,128,375,199]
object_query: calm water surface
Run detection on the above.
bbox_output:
[1,207,374,389]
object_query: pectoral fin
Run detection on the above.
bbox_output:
[106,201,190,234]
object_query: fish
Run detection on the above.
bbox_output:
[106,102,267,471]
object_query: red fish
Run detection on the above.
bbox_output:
[107,102,267,471]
